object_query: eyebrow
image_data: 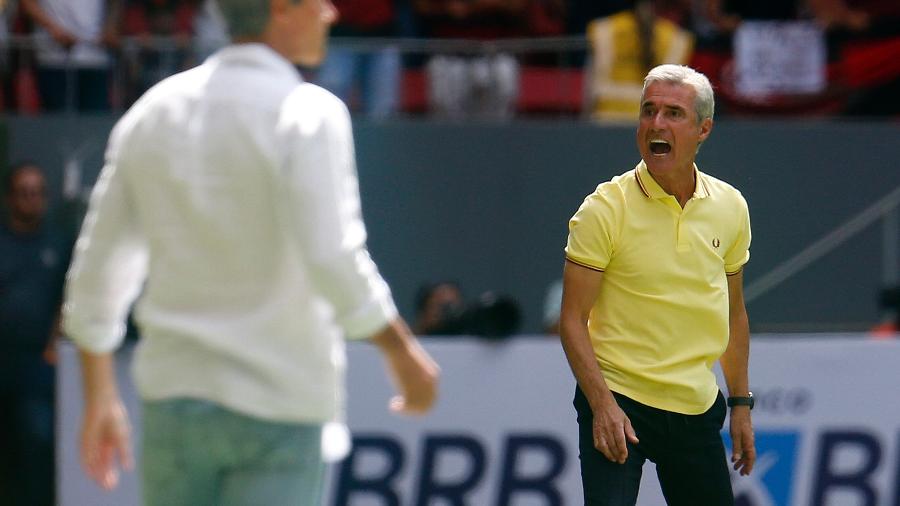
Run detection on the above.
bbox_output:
[641,101,687,114]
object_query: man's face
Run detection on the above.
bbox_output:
[277,0,338,66]
[6,167,47,226]
[636,81,712,176]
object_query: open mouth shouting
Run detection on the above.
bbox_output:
[649,139,671,156]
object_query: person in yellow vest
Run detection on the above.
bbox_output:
[560,64,755,505]
[586,1,694,121]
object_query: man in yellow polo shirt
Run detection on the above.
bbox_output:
[559,64,755,505]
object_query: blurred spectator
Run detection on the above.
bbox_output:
[527,0,567,37]
[413,281,523,338]
[0,162,71,506]
[0,0,11,110]
[808,0,900,116]
[520,0,567,67]
[413,280,464,335]
[121,0,196,105]
[586,0,694,121]
[693,0,900,117]
[315,0,401,119]
[704,0,803,33]
[565,0,633,35]
[21,0,121,111]
[808,0,900,35]
[3,5,44,114]
[192,0,226,62]
[414,0,527,119]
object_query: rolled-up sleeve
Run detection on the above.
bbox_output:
[63,121,148,353]
[277,89,397,340]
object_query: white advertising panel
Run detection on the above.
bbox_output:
[58,336,900,505]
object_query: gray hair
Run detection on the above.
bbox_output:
[642,64,715,123]
[216,0,299,39]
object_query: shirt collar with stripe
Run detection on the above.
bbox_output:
[634,160,711,201]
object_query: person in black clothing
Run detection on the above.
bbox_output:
[0,162,71,506]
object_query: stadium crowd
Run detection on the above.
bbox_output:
[0,0,897,118]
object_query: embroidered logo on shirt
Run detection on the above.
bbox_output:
[712,238,721,249]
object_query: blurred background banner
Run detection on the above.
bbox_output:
[734,21,826,97]
[58,337,900,506]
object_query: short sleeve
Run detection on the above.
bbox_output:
[565,186,619,271]
[723,193,751,274]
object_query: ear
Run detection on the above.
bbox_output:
[698,117,713,143]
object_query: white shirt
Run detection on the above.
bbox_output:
[63,44,399,425]
[33,0,109,67]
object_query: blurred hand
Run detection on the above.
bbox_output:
[81,396,133,490]
[42,335,59,365]
[49,25,78,49]
[384,338,440,414]
[372,319,440,415]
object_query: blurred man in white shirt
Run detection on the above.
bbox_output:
[21,0,119,111]
[63,0,439,504]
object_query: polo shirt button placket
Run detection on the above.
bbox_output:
[676,211,691,253]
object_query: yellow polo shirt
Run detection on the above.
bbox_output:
[565,161,751,414]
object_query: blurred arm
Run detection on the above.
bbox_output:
[20,0,77,46]
[281,94,438,413]
[370,318,439,414]
[78,350,133,491]
[63,124,147,355]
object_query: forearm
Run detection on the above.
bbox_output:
[559,317,615,410]
[370,318,416,354]
[720,307,750,397]
[79,350,121,404]
[21,0,66,32]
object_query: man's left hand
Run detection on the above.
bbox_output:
[729,407,755,475]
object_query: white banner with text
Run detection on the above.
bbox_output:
[58,335,900,506]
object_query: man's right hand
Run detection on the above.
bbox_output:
[372,319,440,415]
[591,397,639,464]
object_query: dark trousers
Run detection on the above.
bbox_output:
[37,67,110,112]
[0,354,56,506]
[574,386,733,506]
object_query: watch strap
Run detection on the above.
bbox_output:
[727,393,754,409]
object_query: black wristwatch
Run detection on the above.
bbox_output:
[727,392,754,409]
